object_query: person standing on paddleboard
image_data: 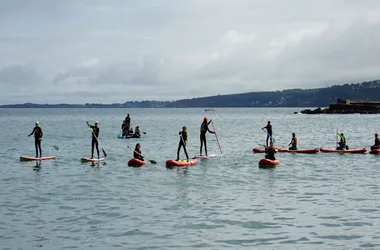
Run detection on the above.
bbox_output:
[288,132,297,150]
[133,143,144,161]
[87,121,100,159]
[124,114,131,134]
[262,121,273,146]
[265,141,276,160]
[28,121,43,158]
[200,116,215,156]
[371,133,380,150]
[176,126,189,161]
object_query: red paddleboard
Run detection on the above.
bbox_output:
[193,154,216,159]
[81,157,105,162]
[166,159,198,167]
[128,158,146,167]
[369,149,380,154]
[258,158,280,168]
[20,156,56,161]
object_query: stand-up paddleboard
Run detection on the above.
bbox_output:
[193,154,217,159]
[81,157,105,162]
[166,159,198,167]
[128,158,146,167]
[20,156,56,161]
[258,158,280,169]
[319,148,367,153]
[370,149,380,154]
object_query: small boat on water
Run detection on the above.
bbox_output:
[204,108,215,112]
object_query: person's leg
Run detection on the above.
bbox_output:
[204,135,208,156]
[200,134,203,155]
[35,139,38,158]
[38,140,42,157]
[176,141,182,160]
[95,141,99,158]
[91,139,95,158]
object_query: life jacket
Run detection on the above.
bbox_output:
[267,147,275,157]
[291,137,297,147]
[341,136,346,144]
[375,137,380,146]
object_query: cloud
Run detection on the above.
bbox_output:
[1,0,380,104]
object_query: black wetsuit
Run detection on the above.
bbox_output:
[125,116,131,134]
[88,125,100,158]
[265,147,276,160]
[200,121,214,155]
[177,131,189,160]
[371,137,380,150]
[133,127,141,138]
[29,126,43,157]
[134,149,144,161]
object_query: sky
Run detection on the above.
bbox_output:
[1,0,380,104]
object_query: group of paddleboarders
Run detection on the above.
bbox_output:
[121,114,141,138]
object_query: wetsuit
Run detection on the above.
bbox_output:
[337,133,346,150]
[289,136,297,150]
[200,120,215,155]
[177,131,189,160]
[134,149,144,161]
[88,124,100,158]
[29,126,43,157]
[133,127,141,138]
[264,124,273,146]
[371,137,380,150]
[265,146,276,160]
[125,116,131,134]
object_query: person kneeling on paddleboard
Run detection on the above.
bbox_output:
[200,116,215,156]
[28,121,43,158]
[265,141,276,160]
[176,126,189,161]
[133,126,141,138]
[87,121,100,159]
[262,121,273,147]
[288,132,297,150]
[133,143,144,161]
[371,133,380,150]
[336,132,348,150]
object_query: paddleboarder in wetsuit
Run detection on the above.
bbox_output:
[133,143,144,161]
[133,126,141,138]
[262,121,273,146]
[288,132,297,150]
[371,133,380,150]
[124,114,131,134]
[28,121,43,158]
[336,132,347,150]
[200,116,215,156]
[87,121,100,159]
[176,126,189,161]
[265,141,276,160]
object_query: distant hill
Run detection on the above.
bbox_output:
[166,79,380,107]
[1,79,380,108]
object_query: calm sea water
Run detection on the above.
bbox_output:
[0,108,380,249]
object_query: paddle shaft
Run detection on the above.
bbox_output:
[211,120,223,155]
[261,128,275,143]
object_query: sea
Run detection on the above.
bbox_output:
[0,108,379,249]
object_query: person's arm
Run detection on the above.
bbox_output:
[40,128,43,138]
[288,138,292,146]
[28,128,35,137]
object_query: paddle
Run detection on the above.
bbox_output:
[87,122,107,158]
[211,120,223,155]
[127,146,156,164]
[27,135,59,151]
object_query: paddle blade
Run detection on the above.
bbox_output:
[149,160,157,164]
[102,149,107,158]
[52,145,59,150]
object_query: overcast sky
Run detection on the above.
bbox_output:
[1,0,380,104]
